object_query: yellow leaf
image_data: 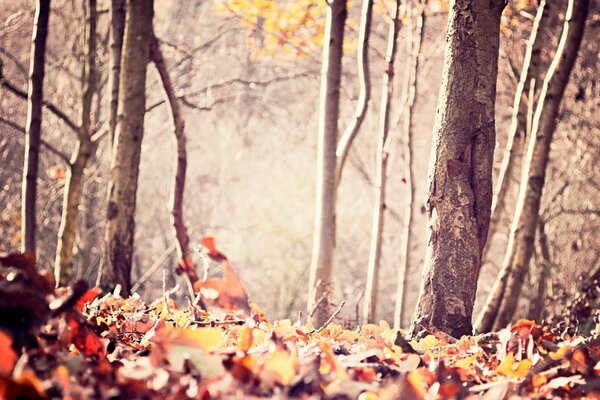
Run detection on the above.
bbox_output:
[497,353,532,378]
[264,348,298,385]
[549,344,570,360]
[455,355,478,370]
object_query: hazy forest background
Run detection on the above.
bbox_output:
[1,0,598,332]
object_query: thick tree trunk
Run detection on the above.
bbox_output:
[395,0,424,330]
[108,0,125,145]
[54,0,97,286]
[21,0,51,254]
[335,0,372,187]
[98,0,154,295]
[363,0,398,325]
[149,35,199,285]
[307,0,347,326]
[527,220,550,321]
[409,0,505,338]
[478,0,589,332]
[481,0,550,270]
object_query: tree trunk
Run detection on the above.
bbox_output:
[98,0,154,295]
[395,0,425,330]
[335,0,372,187]
[477,0,589,332]
[481,0,550,270]
[527,219,550,321]
[409,0,505,338]
[54,0,97,286]
[363,0,398,325]
[149,35,199,286]
[21,0,51,255]
[307,0,347,326]
[108,0,125,145]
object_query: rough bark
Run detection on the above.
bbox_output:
[527,220,550,321]
[98,0,154,295]
[149,35,199,285]
[395,0,424,330]
[481,0,550,270]
[363,0,399,325]
[21,0,51,254]
[54,0,97,286]
[335,0,372,187]
[108,0,125,145]
[409,0,506,338]
[478,0,589,332]
[307,0,347,326]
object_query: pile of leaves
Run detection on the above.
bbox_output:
[1,249,600,399]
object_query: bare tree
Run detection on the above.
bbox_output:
[21,0,51,254]
[362,0,398,324]
[108,0,125,145]
[98,0,154,294]
[149,34,199,286]
[482,0,550,269]
[307,0,347,326]
[476,0,590,332]
[395,0,425,330]
[54,0,97,285]
[410,0,506,338]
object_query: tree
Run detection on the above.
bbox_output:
[98,0,154,294]
[362,0,397,324]
[149,34,199,287]
[395,0,425,330]
[476,0,590,332]
[21,0,51,255]
[108,0,125,145]
[307,0,347,326]
[481,0,551,270]
[54,0,97,286]
[410,0,506,338]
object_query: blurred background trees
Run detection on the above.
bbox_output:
[0,0,598,334]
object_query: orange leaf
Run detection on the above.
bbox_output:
[75,287,101,311]
[263,347,298,385]
[0,330,17,375]
[237,325,253,353]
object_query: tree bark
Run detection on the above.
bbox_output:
[481,0,550,270]
[477,0,589,332]
[149,35,199,286]
[409,0,506,338]
[395,0,425,330]
[108,0,125,146]
[527,219,550,321]
[363,0,399,325]
[54,0,97,286]
[307,0,347,326]
[98,0,154,295]
[21,0,51,254]
[335,0,372,187]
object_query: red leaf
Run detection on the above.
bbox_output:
[75,288,101,312]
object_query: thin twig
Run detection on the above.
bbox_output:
[316,300,346,333]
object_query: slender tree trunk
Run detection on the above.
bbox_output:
[409,0,506,338]
[395,0,424,330]
[335,0,372,187]
[527,219,550,321]
[307,0,347,326]
[363,0,399,325]
[54,0,97,286]
[108,0,125,146]
[477,0,589,332]
[149,35,199,285]
[98,0,154,295]
[21,0,51,254]
[481,0,550,269]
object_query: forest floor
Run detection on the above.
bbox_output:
[1,250,599,399]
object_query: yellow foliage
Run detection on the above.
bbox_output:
[496,353,532,378]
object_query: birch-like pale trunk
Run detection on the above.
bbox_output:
[21,0,51,255]
[307,0,347,326]
[55,0,97,286]
[363,0,400,324]
[410,0,505,338]
[98,0,154,295]
[395,0,425,330]
[149,35,199,286]
[477,0,590,332]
